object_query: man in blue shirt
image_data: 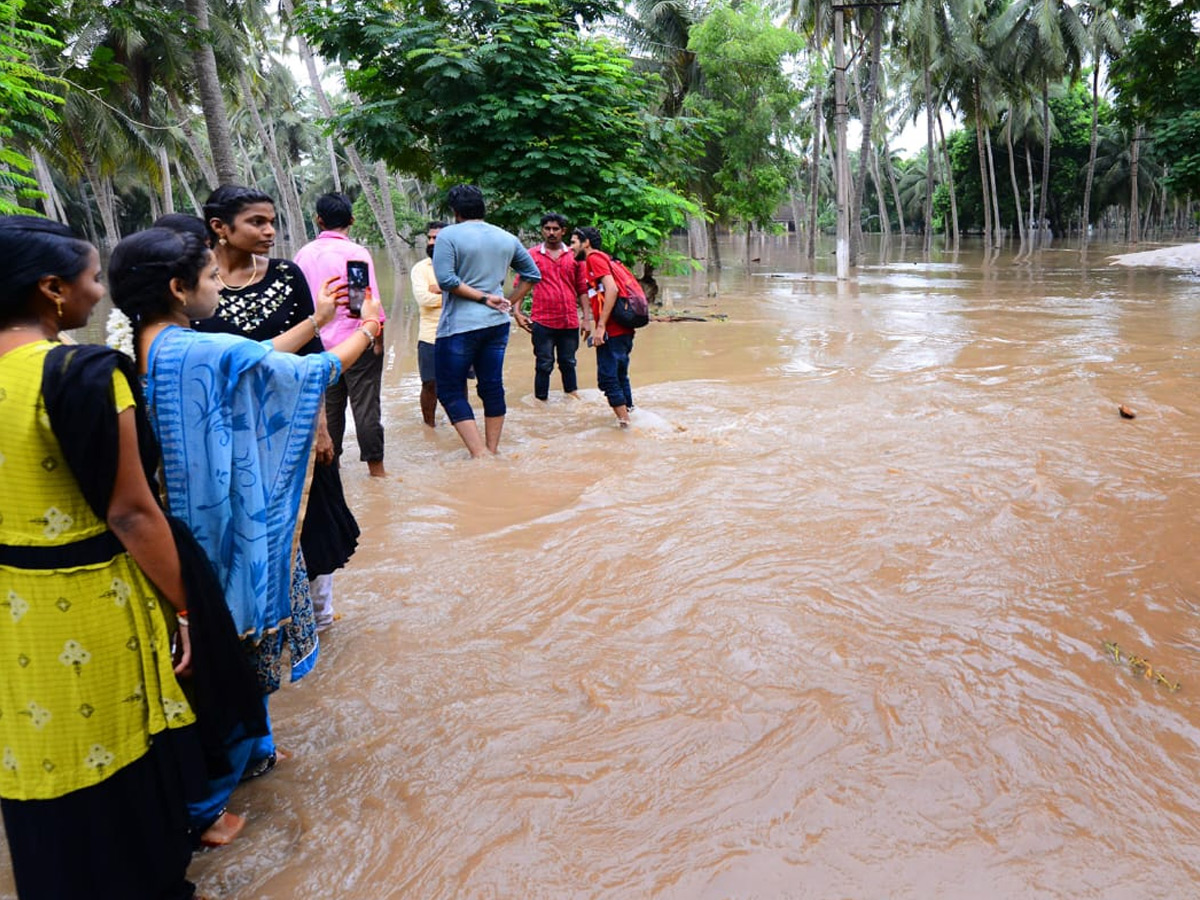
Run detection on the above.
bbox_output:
[432,184,541,457]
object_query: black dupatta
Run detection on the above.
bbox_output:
[42,344,267,769]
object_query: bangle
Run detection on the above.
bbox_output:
[357,324,377,350]
[308,314,321,337]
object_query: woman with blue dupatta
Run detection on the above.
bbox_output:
[107,228,383,846]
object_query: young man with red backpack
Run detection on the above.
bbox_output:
[570,226,634,427]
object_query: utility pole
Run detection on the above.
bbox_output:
[833,2,850,280]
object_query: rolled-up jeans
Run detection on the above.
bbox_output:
[435,323,510,423]
[595,332,634,408]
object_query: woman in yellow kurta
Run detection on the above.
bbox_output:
[0,216,199,899]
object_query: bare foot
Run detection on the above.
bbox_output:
[200,811,245,847]
[367,460,388,477]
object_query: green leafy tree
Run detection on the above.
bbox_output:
[350,188,426,248]
[1110,0,1200,197]
[299,0,696,264]
[683,1,804,237]
[0,0,64,213]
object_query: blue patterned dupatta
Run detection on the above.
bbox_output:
[143,326,341,644]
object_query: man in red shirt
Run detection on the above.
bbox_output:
[519,213,590,400]
[570,225,634,427]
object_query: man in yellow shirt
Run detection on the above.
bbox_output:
[410,221,447,426]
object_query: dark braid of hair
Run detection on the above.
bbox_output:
[0,215,93,323]
[108,228,211,346]
[202,185,274,244]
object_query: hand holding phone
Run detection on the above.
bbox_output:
[346,260,370,318]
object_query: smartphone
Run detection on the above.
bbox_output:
[346,260,369,318]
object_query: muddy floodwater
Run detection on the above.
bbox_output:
[5,236,1200,899]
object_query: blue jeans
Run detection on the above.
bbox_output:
[595,332,634,408]
[435,323,510,423]
[531,322,579,399]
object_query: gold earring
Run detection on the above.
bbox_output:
[55,296,63,319]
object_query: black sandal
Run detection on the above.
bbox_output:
[240,751,277,782]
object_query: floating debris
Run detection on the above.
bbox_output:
[1118,404,1136,419]
[1103,640,1180,692]
[651,312,728,323]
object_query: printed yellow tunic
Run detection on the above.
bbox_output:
[0,340,194,801]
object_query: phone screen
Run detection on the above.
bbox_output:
[346,261,369,317]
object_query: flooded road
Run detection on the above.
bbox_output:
[6,237,1200,898]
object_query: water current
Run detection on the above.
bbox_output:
[4,235,1200,899]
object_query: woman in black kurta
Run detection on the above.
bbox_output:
[194,188,360,692]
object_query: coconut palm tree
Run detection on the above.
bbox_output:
[987,0,1087,245]
[183,0,238,183]
[894,0,964,253]
[1078,0,1129,233]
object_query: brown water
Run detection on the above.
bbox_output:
[6,236,1200,899]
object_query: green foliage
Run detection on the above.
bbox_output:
[1111,0,1200,196]
[299,0,697,263]
[0,0,64,212]
[682,1,804,231]
[944,79,1108,231]
[350,189,427,249]
[1153,88,1200,195]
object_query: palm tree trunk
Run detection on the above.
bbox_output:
[1129,124,1141,243]
[183,0,238,185]
[374,159,400,259]
[95,173,120,247]
[686,214,700,260]
[70,125,119,246]
[285,155,308,244]
[923,67,935,253]
[167,93,218,189]
[280,0,405,270]
[159,146,175,215]
[238,69,305,247]
[937,113,959,247]
[1081,65,1100,240]
[32,150,66,222]
[881,135,905,235]
[870,147,890,236]
[790,188,806,245]
[974,103,992,250]
[807,13,824,261]
[1005,121,1026,248]
[175,158,203,217]
[236,134,255,190]
[1037,78,1051,246]
[327,137,342,193]
[707,219,721,268]
[1024,140,1036,245]
[985,128,1001,247]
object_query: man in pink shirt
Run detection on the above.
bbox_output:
[519,212,591,400]
[294,192,388,477]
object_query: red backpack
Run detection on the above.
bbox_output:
[607,256,650,329]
